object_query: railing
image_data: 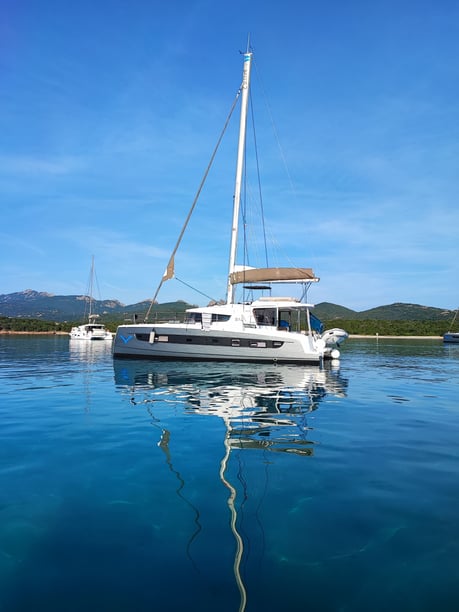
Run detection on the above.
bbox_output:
[123,311,189,324]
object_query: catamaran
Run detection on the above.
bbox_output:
[113,49,347,364]
[70,256,113,341]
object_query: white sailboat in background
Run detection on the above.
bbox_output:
[443,307,459,343]
[113,48,347,363]
[70,256,113,341]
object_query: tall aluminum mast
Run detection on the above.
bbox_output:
[226,51,252,305]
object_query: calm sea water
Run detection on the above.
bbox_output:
[1,335,458,611]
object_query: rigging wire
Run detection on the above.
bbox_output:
[251,59,319,273]
[238,55,311,305]
[240,69,271,305]
[252,59,299,208]
[174,276,218,304]
[144,86,243,322]
[249,87,269,268]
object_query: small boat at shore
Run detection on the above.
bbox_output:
[443,308,459,343]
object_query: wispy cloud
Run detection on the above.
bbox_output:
[0,155,83,176]
[1,1,458,310]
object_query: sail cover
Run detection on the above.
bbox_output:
[162,256,175,281]
[229,267,318,285]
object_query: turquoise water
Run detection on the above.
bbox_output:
[1,336,459,611]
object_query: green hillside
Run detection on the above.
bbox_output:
[314,301,453,322]
[0,291,456,336]
[0,291,197,323]
[356,302,452,321]
[313,302,357,319]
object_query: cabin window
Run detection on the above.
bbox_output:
[185,312,231,323]
[157,336,169,342]
[231,339,241,347]
[212,314,231,322]
[253,308,277,326]
[278,310,292,331]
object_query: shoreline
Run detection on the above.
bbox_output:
[0,331,443,340]
[0,331,70,335]
[348,334,442,340]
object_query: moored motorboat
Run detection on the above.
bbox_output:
[443,307,459,343]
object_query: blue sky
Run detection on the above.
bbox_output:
[1,0,458,311]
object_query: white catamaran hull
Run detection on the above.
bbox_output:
[70,324,113,341]
[113,323,339,364]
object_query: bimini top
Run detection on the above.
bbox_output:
[229,267,319,285]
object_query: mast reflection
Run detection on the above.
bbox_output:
[113,361,347,611]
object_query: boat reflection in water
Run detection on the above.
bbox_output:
[113,360,347,611]
[69,337,113,362]
[69,340,113,412]
[113,361,348,456]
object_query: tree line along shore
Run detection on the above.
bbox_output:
[0,315,450,337]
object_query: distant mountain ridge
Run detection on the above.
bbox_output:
[0,290,151,322]
[0,290,455,323]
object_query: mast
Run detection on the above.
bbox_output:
[226,50,252,305]
[88,255,95,321]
